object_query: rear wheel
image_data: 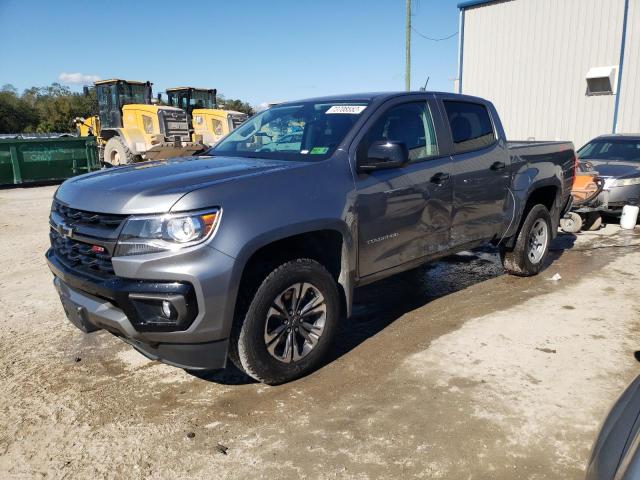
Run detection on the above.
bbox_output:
[104,137,136,166]
[229,259,340,385]
[500,204,552,276]
[559,212,583,233]
[584,212,603,231]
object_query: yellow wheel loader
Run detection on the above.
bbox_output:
[74,79,204,165]
[166,87,248,146]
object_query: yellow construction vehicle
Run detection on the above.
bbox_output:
[74,115,100,138]
[74,79,203,165]
[166,87,248,146]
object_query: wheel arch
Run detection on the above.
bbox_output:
[232,226,354,326]
[504,180,562,248]
[100,128,119,141]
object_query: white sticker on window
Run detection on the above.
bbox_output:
[326,105,367,114]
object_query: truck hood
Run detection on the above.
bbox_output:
[55,156,303,214]
[587,160,640,178]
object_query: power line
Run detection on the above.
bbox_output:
[405,0,411,91]
[411,26,458,42]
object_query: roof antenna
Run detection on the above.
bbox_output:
[419,76,430,91]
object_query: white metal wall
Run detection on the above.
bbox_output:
[460,0,627,148]
[616,0,640,134]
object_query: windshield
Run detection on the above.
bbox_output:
[210,101,368,160]
[168,90,216,110]
[190,90,215,109]
[119,83,148,105]
[578,139,640,162]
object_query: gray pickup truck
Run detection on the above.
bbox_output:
[47,92,575,384]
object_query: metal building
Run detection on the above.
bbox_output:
[456,0,639,148]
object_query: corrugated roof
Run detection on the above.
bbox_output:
[458,0,500,9]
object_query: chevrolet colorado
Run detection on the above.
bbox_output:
[47,92,575,384]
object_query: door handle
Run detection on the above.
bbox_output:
[430,172,450,184]
[490,161,506,171]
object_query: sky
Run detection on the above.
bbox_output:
[0,0,462,106]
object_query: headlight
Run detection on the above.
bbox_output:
[115,209,221,256]
[611,177,640,187]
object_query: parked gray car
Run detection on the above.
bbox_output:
[585,353,640,480]
[47,92,575,384]
[578,134,640,213]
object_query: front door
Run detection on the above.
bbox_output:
[355,99,453,277]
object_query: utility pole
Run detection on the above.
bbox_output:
[405,0,411,91]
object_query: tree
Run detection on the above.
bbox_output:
[0,85,39,133]
[3,83,97,133]
[0,82,252,134]
[218,95,254,116]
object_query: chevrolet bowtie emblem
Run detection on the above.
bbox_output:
[58,223,73,238]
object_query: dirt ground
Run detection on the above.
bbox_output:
[1,185,640,480]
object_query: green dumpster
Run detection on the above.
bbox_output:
[0,137,100,186]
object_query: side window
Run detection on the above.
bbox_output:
[211,118,224,136]
[142,115,154,134]
[365,102,439,162]
[443,101,496,154]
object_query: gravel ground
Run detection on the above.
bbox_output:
[1,185,640,479]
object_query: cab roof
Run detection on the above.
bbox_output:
[94,79,150,86]
[166,87,216,92]
[281,91,488,105]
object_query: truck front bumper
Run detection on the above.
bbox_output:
[46,245,239,371]
[53,276,228,369]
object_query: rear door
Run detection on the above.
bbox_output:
[439,99,511,246]
[354,96,453,277]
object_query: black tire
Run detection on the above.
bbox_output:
[104,137,136,166]
[584,212,603,231]
[500,204,552,277]
[559,212,583,233]
[229,259,340,385]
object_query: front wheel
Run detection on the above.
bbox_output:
[229,259,340,385]
[500,204,552,276]
[103,137,136,166]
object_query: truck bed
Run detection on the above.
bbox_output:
[507,140,576,212]
[508,140,574,151]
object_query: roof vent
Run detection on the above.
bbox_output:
[585,66,618,96]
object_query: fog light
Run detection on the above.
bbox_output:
[128,289,197,332]
[161,300,173,318]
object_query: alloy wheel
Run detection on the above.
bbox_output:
[263,282,327,363]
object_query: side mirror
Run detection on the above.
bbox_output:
[357,141,409,172]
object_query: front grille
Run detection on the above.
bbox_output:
[159,110,190,141]
[230,116,246,129]
[52,201,125,230]
[49,201,126,279]
[50,229,115,278]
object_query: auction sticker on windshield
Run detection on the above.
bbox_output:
[326,105,367,114]
[310,147,329,154]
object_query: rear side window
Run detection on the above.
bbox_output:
[443,101,496,154]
